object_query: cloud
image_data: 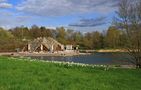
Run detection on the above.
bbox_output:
[16,0,117,16]
[0,0,12,8]
[0,3,12,8]
[0,10,33,28]
[0,0,7,2]
[69,16,107,27]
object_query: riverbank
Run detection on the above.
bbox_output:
[0,49,126,57]
[80,49,126,53]
[0,56,141,90]
[0,52,91,57]
[96,49,126,52]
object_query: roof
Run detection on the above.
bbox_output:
[29,37,63,52]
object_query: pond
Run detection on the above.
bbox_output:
[29,53,133,65]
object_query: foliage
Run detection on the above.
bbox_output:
[0,25,124,51]
[105,26,121,48]
[0,28,14,39]
[0,28,18,52]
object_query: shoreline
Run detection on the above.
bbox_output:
[0,53,135,69]
[9,56,137,69]
[0,49,127,57]
[80,49,126,53]
[0,49,127,56]
[95,49,126,53]
[0,52,91,57]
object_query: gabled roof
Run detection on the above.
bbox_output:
[29,37,63,52]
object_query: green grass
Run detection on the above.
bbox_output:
[0,57,141,90]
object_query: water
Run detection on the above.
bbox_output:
[29,53,132,65]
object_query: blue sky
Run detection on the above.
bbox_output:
[0,0,117,32]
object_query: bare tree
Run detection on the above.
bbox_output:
[114,0,141,68]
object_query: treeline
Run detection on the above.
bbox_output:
[0,25,126,52]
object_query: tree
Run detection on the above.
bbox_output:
[0,27,14,39]
[10,26,30,40]
[30,25,41,38]
[0,27,21,52]
[72,31,83,45]
[105,26,121,48]
[115,0,141,68]
[91,31,103,49]
[56,27,67,44]
[82,32,93,49]
[39,26,53,37]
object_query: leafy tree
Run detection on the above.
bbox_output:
[30,25,41,38]
[10,26,30,40]
[0,27,21,52]
[92,31,103,49]
[56,27,67,44]
[82,32,93,49]
[0,27,14,39]
[105,26,121,48]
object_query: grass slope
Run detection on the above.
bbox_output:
[0,57,141,90]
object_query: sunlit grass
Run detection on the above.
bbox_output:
[0,56,141,90]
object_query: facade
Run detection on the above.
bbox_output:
[65,45,73,50]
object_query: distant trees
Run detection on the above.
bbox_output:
[83,32,93,49]
[105,26,121,48]
[10,26,30,40]
[92,31,104,49]
[56,27,67,45]
[0,24,126,51]
[114,0,141,68]
[72,31,83,45]
[0,27,19,52]
[78,31,106,49]
[0,27,14,39]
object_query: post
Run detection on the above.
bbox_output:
[28,44,31,52]
[51,45,54,52]
[41,44,43,51]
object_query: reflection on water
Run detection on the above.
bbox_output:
[29,53,132,65]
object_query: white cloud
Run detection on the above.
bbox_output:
[0,10,33,28]
[0,2,12,8]
[0,0,7,2]
[0,0,12,8]
[16,0,117,16]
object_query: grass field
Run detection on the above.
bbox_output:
[0,56,141,90]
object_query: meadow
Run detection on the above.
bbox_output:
[0,56,141,90]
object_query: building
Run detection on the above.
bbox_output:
[22,37,64,53]
[65,45,73,50]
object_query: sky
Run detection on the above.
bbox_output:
[0,0,118,32]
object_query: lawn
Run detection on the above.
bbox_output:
[0,56,141,90]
